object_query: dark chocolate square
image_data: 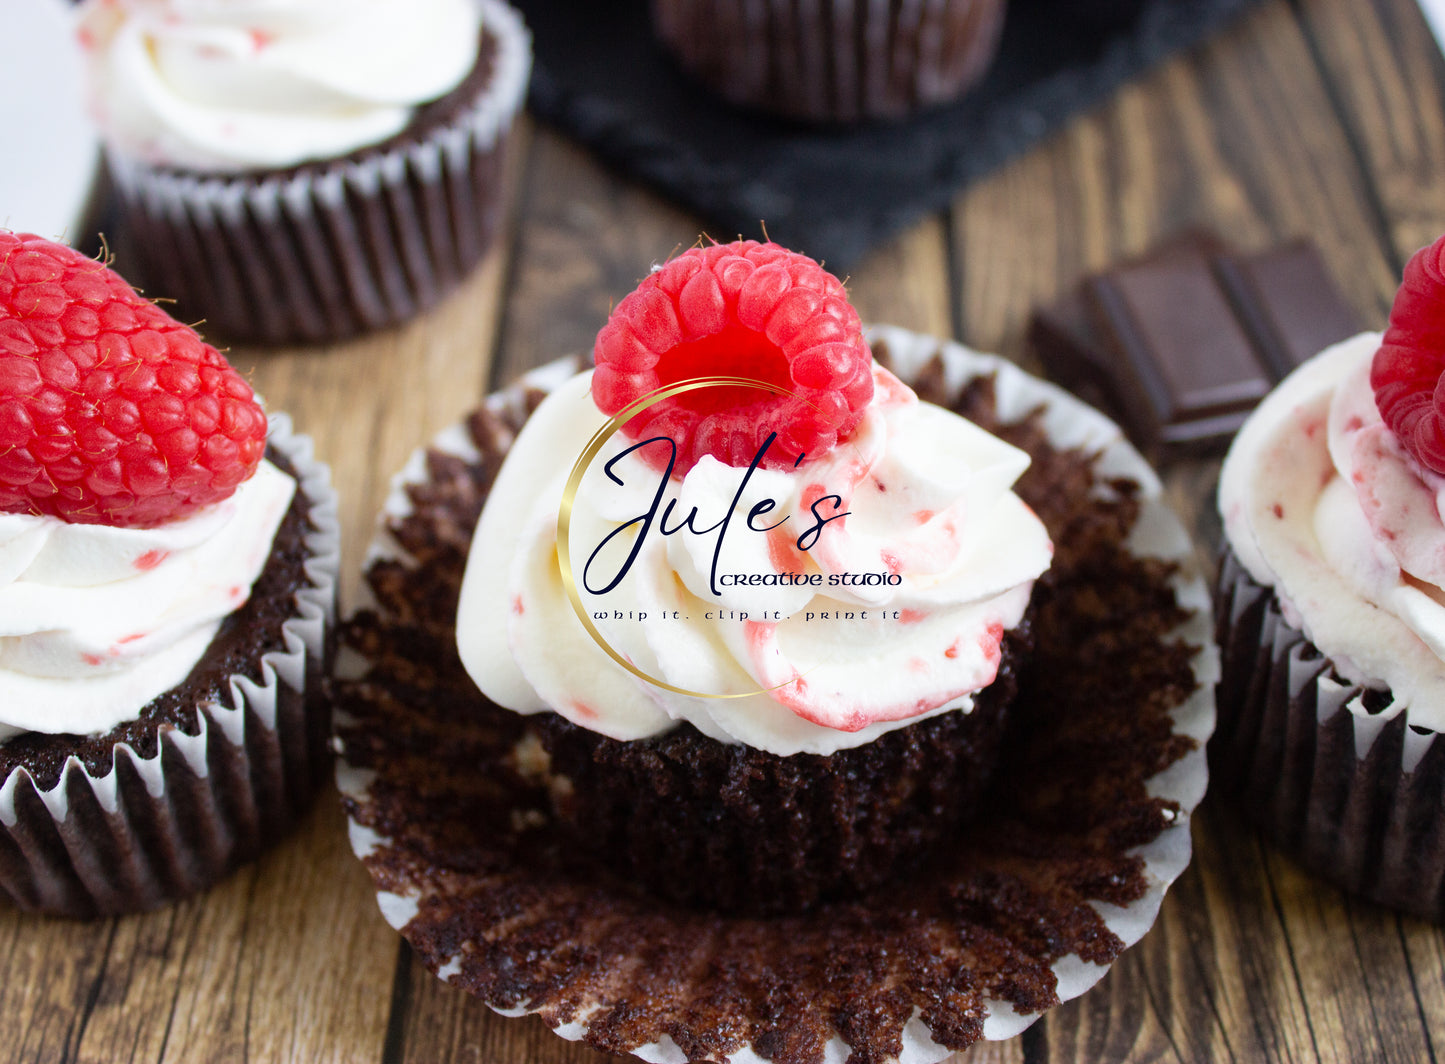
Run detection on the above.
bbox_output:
[1029,231,1361,461]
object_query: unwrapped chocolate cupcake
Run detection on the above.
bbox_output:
[76,0,532,344]
[0,233,338,917]
[1215,234,1445,922]
[336,240,1215,1060]
[463,241,1048,913]
[650,0,1008,122]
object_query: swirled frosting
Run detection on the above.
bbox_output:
[76,0,483,171]
[457,365,1053,756]
[1220,332,1445,732]
[0,459,295,741]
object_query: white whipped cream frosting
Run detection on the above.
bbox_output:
[77,0,483,171]
[0,459,295,741]
[457,366,1053,756]
[1221,332,1445,732]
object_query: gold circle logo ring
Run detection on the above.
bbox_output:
[556,375,805,700]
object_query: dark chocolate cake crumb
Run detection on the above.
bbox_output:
[534,627,1023,915]
[0,448,323,789]
[336,349,1200,1064]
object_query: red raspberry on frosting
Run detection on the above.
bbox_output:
[0,232,268,527]
[592,240,873,475]
[1373,233,1445,474]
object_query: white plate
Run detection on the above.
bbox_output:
[1423,0,1445,56]
[0,0,100,243]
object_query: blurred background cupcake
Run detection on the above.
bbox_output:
[649,0,1008,122]
[0,233,338,917]
[76,0,532,345]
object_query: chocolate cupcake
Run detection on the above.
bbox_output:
[77,0,532,344]
[649,0,1008,122]
[336,313,1213,1058]
[1214,236,1445,922]
[0,234,338,917]
[454,241,1050,914]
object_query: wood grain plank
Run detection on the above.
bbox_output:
[1033,802,1332,1064]
[1257,848,1436,1064]
[1295,0,1445,266]
[953,1036,1026,1064]
[0,910,112,1063]
[393,958,632,1064]
[1179,805,1323,1064]
[1028,942,1188,1064]
[1181,5,1395,322]
[70,904,200,1064]
[1402,919,1445,1061]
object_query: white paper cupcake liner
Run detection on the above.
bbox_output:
[871,325,1217,1042]
[649,0,1007,121]
[105,0,532,345]
[0,414,340,917]
[336,324,1216,1061]
[1215,548,1445,921]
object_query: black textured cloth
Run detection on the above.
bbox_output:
[512,0,1262,269]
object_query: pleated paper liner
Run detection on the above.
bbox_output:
[649,0,1009,122]
[335,325,1217,1063]
[1215,548,1445,921]
[0,414,339,917]
[106,0,531,346]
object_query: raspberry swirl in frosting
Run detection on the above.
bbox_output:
[1221,333,1445,732]
[456,364,1053,757]
[77,0,483,171]
[0,461,295,741]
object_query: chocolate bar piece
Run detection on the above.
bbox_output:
[1029,231,1362,461]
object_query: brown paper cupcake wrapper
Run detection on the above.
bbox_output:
[649,0,1008,122]
[1214,548,1445,921]
[336,324,1216,1061]
[0,414,340,918]
[105,0,531,345]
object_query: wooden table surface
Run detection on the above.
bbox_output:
[7,0,1445,1060]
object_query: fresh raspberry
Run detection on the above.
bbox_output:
[592,240,873,475]
[0,232,268,527]
[1373,234,1445,474]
